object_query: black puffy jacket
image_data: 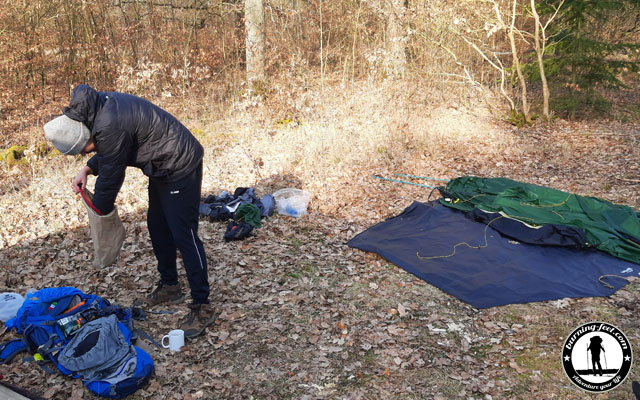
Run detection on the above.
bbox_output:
[63,85,204,214]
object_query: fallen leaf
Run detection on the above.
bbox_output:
[509,360,526,374]
[397,303,408,317]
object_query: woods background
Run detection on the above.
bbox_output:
[2,0,640,148]
[1,2,640,399]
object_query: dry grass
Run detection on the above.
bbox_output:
[0,77,514,247]
[0,75,560,251]
[193,78,515,211]
[4,74,638,250]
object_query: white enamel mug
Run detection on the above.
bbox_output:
[161,329,185,352]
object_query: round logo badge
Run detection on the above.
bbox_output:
[562,322,633,393]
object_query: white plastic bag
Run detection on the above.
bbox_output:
[273,188,311,217]
[0,292,25,322]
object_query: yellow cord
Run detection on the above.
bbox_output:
[449,194,488,206]
[452,193,572,209]
[598,274,630,289]
[519,194,572,208]
[417,216,504,260]
[624,237,640,249]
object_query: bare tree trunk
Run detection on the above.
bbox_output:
[505,0,530,123]
[531,3,550,121]
[320,0,324,90]
[245,0,265,82]
[531,0,564,122]
[385,0,406,78]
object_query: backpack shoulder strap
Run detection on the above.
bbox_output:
[22,353,59,375]
[0,339,27,364]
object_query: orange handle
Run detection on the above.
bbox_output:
[63,300,87,314]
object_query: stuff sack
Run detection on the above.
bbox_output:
[57,315,154,399]
[81,189,125,268]
[4,287,153,398]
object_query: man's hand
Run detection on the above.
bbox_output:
[72,166,93,194]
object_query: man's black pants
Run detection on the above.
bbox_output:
[147,163,209,304]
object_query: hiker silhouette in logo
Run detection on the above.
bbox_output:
[587,335,606,376]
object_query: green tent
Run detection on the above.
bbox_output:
[440,176,640,264]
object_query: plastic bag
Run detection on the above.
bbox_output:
[273,188,311,217]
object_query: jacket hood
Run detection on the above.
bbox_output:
[63,85,103,131]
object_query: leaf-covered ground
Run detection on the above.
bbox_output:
[0,93,639,400]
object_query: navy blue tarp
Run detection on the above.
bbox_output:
[347,202,637,308]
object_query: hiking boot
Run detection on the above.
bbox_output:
[141,281,185,307]
[180,303,216,338]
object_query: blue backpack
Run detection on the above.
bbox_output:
[1,287,154,399]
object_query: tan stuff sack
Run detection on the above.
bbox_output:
[81,189,125,268]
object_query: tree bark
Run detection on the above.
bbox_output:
[531,0,565,122]
[506,0,530,123]
[245,0,265,82]
[385,0,406,78]
[531,0,550,121]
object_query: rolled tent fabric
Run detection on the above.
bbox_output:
[439,176,640,264]
[82,190,125,268]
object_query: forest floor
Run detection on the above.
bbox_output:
[0,80,639,399]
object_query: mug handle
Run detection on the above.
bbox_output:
[161,335,170,349]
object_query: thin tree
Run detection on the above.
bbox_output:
[245,0,265,83]
[502,0,530,123]
[385,0,406,78]
[451,0,529,121]
[529,0,564,122]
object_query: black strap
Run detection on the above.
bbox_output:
[133,329,161,348]
[143,309,177,315]
[36,333,60,356]
[22,355,57,374]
